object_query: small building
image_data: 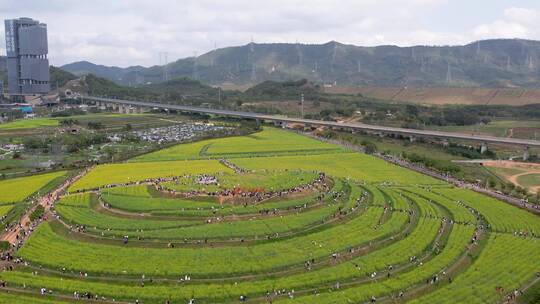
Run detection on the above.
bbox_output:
[20,106,33,114]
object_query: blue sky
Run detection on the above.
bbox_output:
[2,0,540,67]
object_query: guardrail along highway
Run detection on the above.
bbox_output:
[81,96,540,149]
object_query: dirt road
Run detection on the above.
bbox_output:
[481,160,540,193]
[1,168,92,245]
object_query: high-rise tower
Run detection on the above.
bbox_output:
[5,17,50,95]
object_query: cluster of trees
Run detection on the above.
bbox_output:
[401,151,461,174]
[241,79,321,101]
[51,109,86,117]
[446,143,496,159]
[23,132,107,153]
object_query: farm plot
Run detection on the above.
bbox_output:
[131,127,346,162]
[162,170,320,193]
[232,153,443,184]
[0,118,59,130]
[0,171,67,203]
[69,159,228,191]
[2,128,539,303]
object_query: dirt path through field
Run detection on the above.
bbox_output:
[1,168,93,245]
[507,171,540,194]
[481,160,540,192]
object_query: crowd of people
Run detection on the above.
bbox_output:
[160,172,328,204]
[219,158,246,173]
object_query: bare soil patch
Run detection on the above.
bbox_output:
[482,160,540,193]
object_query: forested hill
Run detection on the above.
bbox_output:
[61,39,540,88]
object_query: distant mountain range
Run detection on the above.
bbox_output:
[59,39,540,88]
[3,39,540,91]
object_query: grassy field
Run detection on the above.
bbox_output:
[428,119,540,140]
[517,173,540,190]
[484,161,540,193]
[131,128,346,162]
[0,118,59,130]
[162,170,319,193]
[232,152,442,184]
[0,113,179,132]
[2,128,538,303]
[0,171,67,203]
[69,159,229,191]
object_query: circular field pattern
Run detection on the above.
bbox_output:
[2,129,539,303]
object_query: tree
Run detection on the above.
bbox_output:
[361,140,378,154]
[60,119,78,126]
[405,104,419,117]
[87,122,104,130]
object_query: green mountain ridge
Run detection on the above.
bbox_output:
[61,39,540,88]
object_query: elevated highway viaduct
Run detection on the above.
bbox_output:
[81,96,540,160]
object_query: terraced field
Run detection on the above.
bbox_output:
[2,128,539,303]
[0,171,69,229]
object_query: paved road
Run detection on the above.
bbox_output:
[83,96,540,147]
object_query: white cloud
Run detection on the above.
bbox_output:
[472,7,540,40]
[504,7,539,25]
[2,1,540,67]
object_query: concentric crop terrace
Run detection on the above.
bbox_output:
[0,128,538,303]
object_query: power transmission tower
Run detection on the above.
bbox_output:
[300,93,304,118]
[446,62,452,84]
[331,42,338,73]
[159,52,169,81]
[211,42,217,67]
[192,51,199,80]
[296,40,303,66]
[250,39,256,83]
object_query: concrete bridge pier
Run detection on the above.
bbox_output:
[523,146,530,161]
[480,142,488,154]
[273,121,284,128]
